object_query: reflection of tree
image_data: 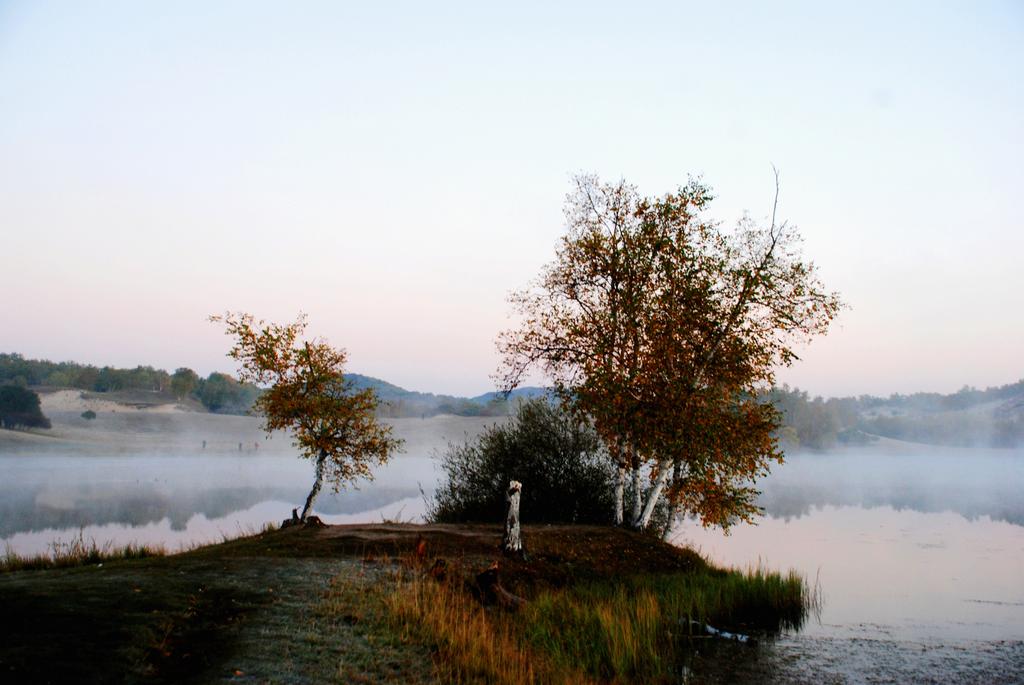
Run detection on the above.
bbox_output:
[0,484,422,538]
[757,483,1024,526]
[4,460,1020,542]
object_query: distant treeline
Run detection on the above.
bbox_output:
[0,353,259,415]
[0,354,522,418]
[4,353,1022,444]
[376,396,513,418]
[769,380,1024,449]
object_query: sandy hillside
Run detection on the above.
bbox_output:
[40,389,188,414]
[1,388,271,455]
[1,388,500,457]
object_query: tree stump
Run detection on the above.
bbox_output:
[281,507,302,529]
[503,480,523,557]
[475,561,526,610]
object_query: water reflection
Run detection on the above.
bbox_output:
[675,505,1024,640]
[672,504,1024,682]
[0,415,497,553]
[669,449,1024,682]
[757,450,1024,526]
[1,446,1022,554]
[0,454,432,549]
[2,497,425,560]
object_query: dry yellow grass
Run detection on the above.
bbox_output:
[380,560,812,684]
[384,571,595,685]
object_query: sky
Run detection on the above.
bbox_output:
[1,1,1021,398]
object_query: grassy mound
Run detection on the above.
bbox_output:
[0,523,813,684]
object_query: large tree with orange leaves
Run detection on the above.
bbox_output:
[212,312,403,521]
[498,174,841,532]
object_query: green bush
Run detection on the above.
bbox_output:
[428,398,617,524]
[193,372,261,414]
[0,385,51,430]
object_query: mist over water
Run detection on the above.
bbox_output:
[0,415,499,554]
[758,448,1024,525]
[2,430,1022,554]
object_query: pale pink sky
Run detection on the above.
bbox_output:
[1,2,1021,398]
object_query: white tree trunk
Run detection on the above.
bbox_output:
[630,465,642,528]
[614,461,626,526]
[661,461,684,540]
[299,451,327,521]
[637,459,674,530]
[503,480,523,555]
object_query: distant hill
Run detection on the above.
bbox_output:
[345,374,426,402]
[470,387,553,404]
[345,373,549,418]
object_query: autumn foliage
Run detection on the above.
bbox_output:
[498,174,842,530]
[212,312,402,520]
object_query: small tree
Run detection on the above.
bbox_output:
[212,312,403,521]
[170,367,199,401]
[193,372,260,414]
[0,386,51,430]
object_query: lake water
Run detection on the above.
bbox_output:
[672,450,1024,683]
[2,423,1022,683]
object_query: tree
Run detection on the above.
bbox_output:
[212,312,403,520]
[498,173,841,532]
[766,385,843,450]
[193,372,260,414]
[170,367,199,401]
[92,367,123,392]
[0,386,51,430]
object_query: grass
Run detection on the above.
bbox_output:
[312,563,437,684]
[380,555,816,684]
[0,548,372,682]
[1,531,165,573]
[0,523,818,684]
[383,571,594,685]
[519,568,814,682]
[0,522,281,575]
